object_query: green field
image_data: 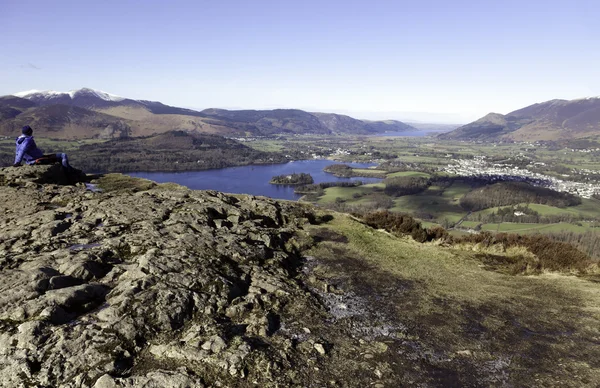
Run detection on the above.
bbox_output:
[386,171,431,178]
[571,198,600,218]
[351,168,386,177]
[317,186,376,203]
[315,175,600,245]
[468,198,600,220]
[458,221,481,228]
[363,182,385,189]
[420,220,442,229]
[391,194,466,223]
[441,182,472,203]
[244,140,285,152]
[480,222,595,234]
[253,135,600,249]
[317,180,471,225]
[387,182,471,223]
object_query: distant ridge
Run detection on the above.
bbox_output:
[0,88,415,139]
[15,88,125,102]
[440,97,600,141]
[12,87,206,117]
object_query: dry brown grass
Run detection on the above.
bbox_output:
[302,212,600,385]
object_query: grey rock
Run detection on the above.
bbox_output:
[0,176,328,386]
[314,343,326,355]
[201,335,227,354]
[0,164,87,186]
[93,370,202,387]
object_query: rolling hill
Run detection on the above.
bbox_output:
[440,97,600,141]
[0,88,415,139]
[0,103,133,139]
[313,112,413,133]
[69,130,288,172]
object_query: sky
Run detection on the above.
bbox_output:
[1,0,598,123]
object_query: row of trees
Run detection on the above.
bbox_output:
[383,176,429,196]
[459,182,581,211]
[468,204,588,224]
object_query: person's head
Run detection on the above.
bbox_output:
[21,125,33,136]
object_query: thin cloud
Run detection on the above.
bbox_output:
[19,63,41,70]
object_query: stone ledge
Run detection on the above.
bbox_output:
[0,164,87,186]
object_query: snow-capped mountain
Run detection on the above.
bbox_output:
[0,86,222,138]
[10,87,208,118]
[1,87,414,138]
[14,88,125,102]
[13,88,126,109]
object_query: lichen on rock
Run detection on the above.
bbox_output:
[0,173,332,386]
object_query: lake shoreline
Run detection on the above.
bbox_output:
[127,160,382,201]
[117,157,379,175]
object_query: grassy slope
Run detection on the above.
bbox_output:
[386,171,431,178]
[318,186,375,203]
[306,213,600,386]
[350,168,387,177]
[389,182,470,222]
[315,175,600,237]
[316,180,472,223]
[463,198,600,233]
[480,222,597,234]
[470,198,600,219]
[391,193,466,222]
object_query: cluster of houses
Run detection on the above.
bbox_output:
[444,156,600,199]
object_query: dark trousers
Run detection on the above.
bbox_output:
[34,153,71,169]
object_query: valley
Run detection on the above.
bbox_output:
[4,1,600,385]
[3,91,600,372]
[239,134,600,258]
[4,130,600,257]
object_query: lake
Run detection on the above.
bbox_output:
[374,130,447,137]
[128,160,382,200]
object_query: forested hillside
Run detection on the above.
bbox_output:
[70,131,288,172]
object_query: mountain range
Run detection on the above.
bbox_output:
[440,97,600,141]
[0,88,414,139]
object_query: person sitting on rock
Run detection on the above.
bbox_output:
[13,125,72,169]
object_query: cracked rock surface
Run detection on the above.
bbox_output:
[0,168,334,387]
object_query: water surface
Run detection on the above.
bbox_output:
[128,160,382,200]
[375,130,446,137]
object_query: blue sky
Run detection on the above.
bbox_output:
[1,0,598,123]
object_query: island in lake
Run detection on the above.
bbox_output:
[324,163,386,178]
[269,172,314,185]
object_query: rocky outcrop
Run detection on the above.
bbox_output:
[0,164,88,186]
[0,175,340,387]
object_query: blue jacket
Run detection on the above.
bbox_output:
[14,135,44,165]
